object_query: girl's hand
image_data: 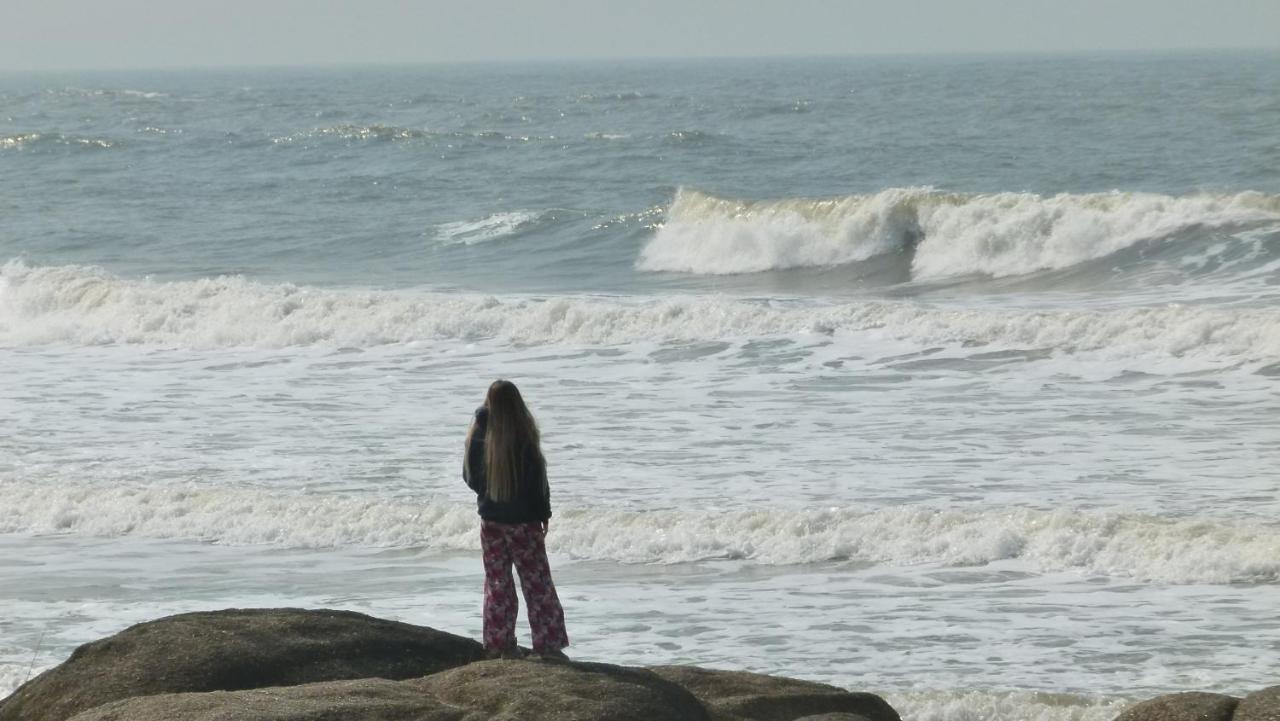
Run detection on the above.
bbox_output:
[541,520,549,535]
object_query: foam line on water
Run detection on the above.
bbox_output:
[886,689,1131,721]
[2,480,1277,584]
[639,188,1280,278]
[3,261,1279,358]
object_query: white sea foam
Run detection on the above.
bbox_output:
[639,188,1280,278]
[3,261,1279,357]
[887,689,1130,721]
[0,663,46,699]
[433,210,542,245]
[3,480,1276,584]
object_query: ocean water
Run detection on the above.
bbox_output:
[2,52,1279,720]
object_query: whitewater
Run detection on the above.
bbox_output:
[2,52,1278,720]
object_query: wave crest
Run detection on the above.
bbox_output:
[2,479,1276,584]
[639,188,1280,278]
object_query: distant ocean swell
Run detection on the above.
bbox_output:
[640,188,1280,278]
[3,479,1277,584]
[270,124,556,144]
[268,124,713,144]
[3,261,1279,360]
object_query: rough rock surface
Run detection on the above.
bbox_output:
[1114,692,1240,721]
[65,660,710,721]
[0,608,484,721]
[64,679,466,721]
[1236,687,1280,721]
[650,666,900,721]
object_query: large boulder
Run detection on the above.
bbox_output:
[1113,692,1240,721]
[65,660,710,721]
[1236,686,1280,721]
[650,666,899,721]
[0,608,484,721]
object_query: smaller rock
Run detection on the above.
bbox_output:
[1236,686,1280,721]
[1114,692,1239,721]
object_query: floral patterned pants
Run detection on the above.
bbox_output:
[481,520,569,654]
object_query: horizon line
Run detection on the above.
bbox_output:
[2,45,1276,75]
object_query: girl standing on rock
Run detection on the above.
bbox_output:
[464,379,570,660]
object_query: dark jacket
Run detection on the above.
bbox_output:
[463,407,552,523]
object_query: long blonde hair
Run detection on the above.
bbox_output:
[481,379,542,502]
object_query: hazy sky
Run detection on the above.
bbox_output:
[2,0,1278,71]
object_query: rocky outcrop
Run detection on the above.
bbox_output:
[62,659,896,721]
[650,666,898,721]
[63,661,713,721]
[0,608,484,721]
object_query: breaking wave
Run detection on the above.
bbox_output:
[639,188,1280,279]
[2,479,1277,584]
[2,261,1279,358]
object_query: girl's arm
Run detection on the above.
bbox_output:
[536,453,552,525]
[463,412,486,494]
